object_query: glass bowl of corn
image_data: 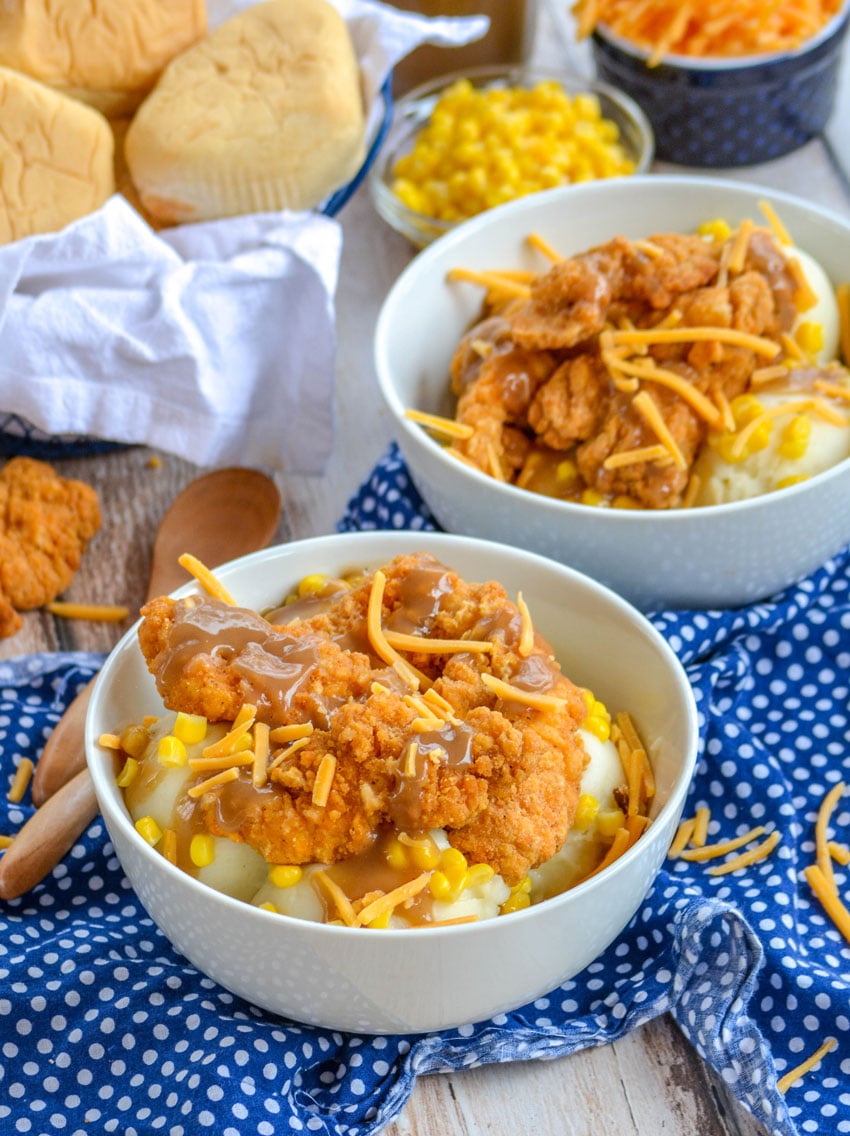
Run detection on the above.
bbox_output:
[369,65,654,248]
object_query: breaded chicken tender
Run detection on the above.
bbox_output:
[0,457,101,637]
[138,552,589,883]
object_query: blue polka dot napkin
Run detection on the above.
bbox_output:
[3,443,850,1136]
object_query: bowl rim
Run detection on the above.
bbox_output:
[86,529,699,940]
[374,173,850,527]
[369,63,654,242]
[591,0,850,71]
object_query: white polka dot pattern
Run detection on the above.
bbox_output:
[1,446,849,1135]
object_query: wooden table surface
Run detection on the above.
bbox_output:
[3,5,850,1134]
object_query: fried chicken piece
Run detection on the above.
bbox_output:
[450,317,558,476]
[576,384,703,508]
[139,553,589,883]
[0,457,101,636]
[510,234,721,351]
[527,354,611,451]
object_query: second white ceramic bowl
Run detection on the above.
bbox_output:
[86,531,697,1034]
[374,176,850,610]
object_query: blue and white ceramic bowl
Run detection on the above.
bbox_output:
[590,4,850,166]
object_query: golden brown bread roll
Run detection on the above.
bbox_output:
[0,0,207,117]
[0,67,115,245]
[124,0,367,224]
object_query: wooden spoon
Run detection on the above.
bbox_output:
[0,466,280,900]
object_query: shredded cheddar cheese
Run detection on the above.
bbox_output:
[355,873,431,927]
[806,862,850,943]
[610,325,782,359]
[367,570,424,691]
[679,825,767,862]
[632,390,687,469]
[267,736,312,773]
[447,267,532,299]
[46,601,130,622]
[177,553,236,606]
[602,444,671,471]
[669,817,697,858]
[6,758,33,804]
[692,806,711,847]
[527,232,562,262]
[777,1036,838,1095]
[383,629,493,655]
[480,672,568,711]
[815,780,845,893]
[706,829,781,876]
[314,870,358,927]
[516,591,535,658]
[311,754,337,807]
[268,723,314,744]
[837,282,850,365]
[405,408,474,440]
[186,766,240,799]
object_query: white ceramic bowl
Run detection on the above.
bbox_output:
[85,530,697,1034]
[374,175,850,611]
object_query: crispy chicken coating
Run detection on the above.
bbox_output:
[0,457,101,637]
[138,553,589,883]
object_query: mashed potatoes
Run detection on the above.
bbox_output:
[107,554,654,928]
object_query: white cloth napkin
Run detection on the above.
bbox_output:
[0,0,487,475]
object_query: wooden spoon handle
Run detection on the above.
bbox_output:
[30,679,94,807]
[0,769,99,900]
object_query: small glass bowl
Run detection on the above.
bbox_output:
[591,2,850,167]
[369,65,654,248]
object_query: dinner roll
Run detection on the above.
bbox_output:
[0,0,207,117]
[0,67,114,245]
[124,0,367,224]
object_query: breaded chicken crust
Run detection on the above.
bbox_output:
[138,552,589,883]
[0,457,101,637]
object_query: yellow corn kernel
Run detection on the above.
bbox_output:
[385,839,408,870]
[746,420,772,454]
[556,459,578,483]
[298,574,329,597]
[258,902,278,913]
[730,394,764,427]
[777,473,810,489]
[174,712,208,746]
[612,494,642,510]
[698,218,732,242]
[190,833,216,868]
[268,864,303,889]
[581,488,607,506]
[157,734,187,767]
[119,724,150,759]
[597,808,626,837]
[573,793,600,832]
[116,757,139,788]
[134,816,162,846]
[584,713,611,742]
[464,863,496,889]
[713,431,748,464]
[501,891,531,914]
[429,870,453,901]
[795,321,824,359]
[501,875,532,914]
[439,846,468,888]
[408,838,440,871]
[366,907,393,929]
[779,413,812,460]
